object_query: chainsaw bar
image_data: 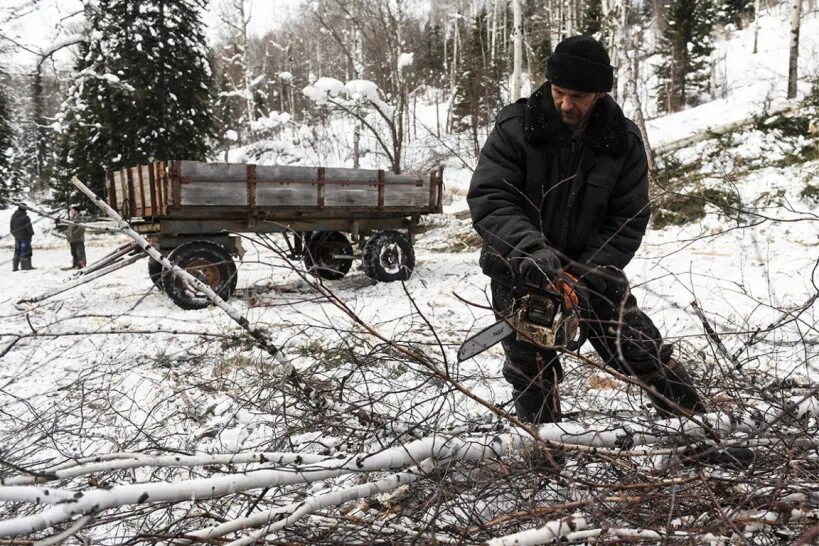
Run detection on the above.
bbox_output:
[457,315,514,362]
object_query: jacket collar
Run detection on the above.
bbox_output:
[522,82,629,155]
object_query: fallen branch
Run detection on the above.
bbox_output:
[1,396,816,537]
[69,176,285,361]
[483,513,587,546]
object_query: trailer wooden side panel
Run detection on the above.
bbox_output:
[108,160,443,222]
[253,165,319,207]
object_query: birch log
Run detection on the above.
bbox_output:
[1,395,816,537]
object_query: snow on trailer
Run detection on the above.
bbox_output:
[106,160,444,309]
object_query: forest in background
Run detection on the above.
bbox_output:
[0,0,780,209]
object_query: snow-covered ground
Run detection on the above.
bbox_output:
[1,4,819,542]
[1,153,816,449]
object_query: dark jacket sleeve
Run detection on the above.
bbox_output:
[24,216,34,239]
[577,132,650,269]
[467,118,547,263]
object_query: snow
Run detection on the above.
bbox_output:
[249,111,291,132]
[344,79,379,102]
[641,10,819,147]
[397,52,414,70]
[313,77,345,97]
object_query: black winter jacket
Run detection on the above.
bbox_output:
[10,208,34,242]
[467,83,650,282]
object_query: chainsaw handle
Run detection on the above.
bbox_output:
[564,319,589,352]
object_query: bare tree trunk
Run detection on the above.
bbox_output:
[490,0,501,63]
[618,5,655,174]
[237,1,255,130]
[788,0,801,99]
[447,16,460,132]
[511,0,523,100]
[752,0,761,53]
[435,89,441,138]
[353,13,363,169]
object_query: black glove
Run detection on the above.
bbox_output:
[518,247,562,287]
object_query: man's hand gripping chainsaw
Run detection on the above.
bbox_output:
[457,273,590,362]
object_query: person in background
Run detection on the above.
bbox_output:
[66,205,87,269]
[10,205,34,271]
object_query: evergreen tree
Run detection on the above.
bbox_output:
[54,0,214,209]
[530,35,552,82]
[453,10,503,157]
[655,0,715,113]
[581,0,604,36]
[416,21,446,86]
[0,74,16,208]
[718,0,754,28]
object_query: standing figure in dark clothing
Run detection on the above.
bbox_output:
[467,36,704,425]
[66,206,87,269]
[10,205,34,271]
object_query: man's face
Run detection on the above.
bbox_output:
[550,84,605,130]
[70,208,78,218]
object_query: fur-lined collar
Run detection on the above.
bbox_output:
[523,82,629,154]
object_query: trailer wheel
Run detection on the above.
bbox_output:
[303,231,353,280]
[162,241,238,310]
[363,231,415,282]
[148,257,164,290]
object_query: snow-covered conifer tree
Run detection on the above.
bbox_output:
[453,10,503,157]
[0,74,15,208]
[55,0,213,208]
[655,0,715,113]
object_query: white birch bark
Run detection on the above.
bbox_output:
[486,513,587,545]
[753,0,761,54]
[511,0,523,101]
[788,0,802,99]
[617,9,655,173]
[1,396,816,537]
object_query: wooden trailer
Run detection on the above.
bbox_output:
[106,160,444,309]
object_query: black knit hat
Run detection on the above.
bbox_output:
[546,35,613,92]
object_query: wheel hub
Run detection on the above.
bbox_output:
[379,243,403,275]
[185,258,221,291]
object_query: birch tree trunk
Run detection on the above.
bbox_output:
[788,0,802,99]
[353,10,363,169]
[617,6,655,174]
[752,0,761,54]
[511,0,523,101]
[446,16,460,132]
[491,0,501,63]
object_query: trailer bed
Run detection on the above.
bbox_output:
[108,161,443,226]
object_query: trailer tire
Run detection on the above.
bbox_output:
[362,231,415,282]
[303,231,353,280]
[148,257,164,290]
[162,241,238,310]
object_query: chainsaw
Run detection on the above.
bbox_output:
[457,274,589,362]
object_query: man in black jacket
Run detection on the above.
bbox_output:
[467,36,704,424]
[10,205,35,271]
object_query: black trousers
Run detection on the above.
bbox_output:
[70,241,86,267]
[490,266,672,396]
